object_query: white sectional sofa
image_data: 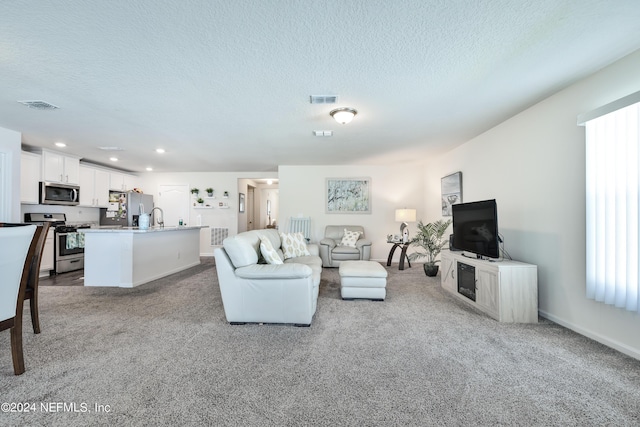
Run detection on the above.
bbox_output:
[214,229,322,326]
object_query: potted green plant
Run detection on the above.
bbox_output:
[191,188,199,196]
[196,197,204,206]
[205,188,214,197]
[408,219,452,277]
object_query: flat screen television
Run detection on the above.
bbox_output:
[451,199,500,259]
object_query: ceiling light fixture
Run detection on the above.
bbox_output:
[330,107,357,124]
[146,167,153,171]
[156,148,165,154]
[109,157,118,162]
[54,142,66,148]
[267,179,273,185]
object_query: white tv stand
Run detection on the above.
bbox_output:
[440,250,538,323]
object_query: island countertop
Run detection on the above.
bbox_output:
[82,225,207,233]
[83,226,207,288]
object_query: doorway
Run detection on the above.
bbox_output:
[246,186,255,231]
[237,178,279,233]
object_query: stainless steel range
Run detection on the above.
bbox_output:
[25,213,91,274]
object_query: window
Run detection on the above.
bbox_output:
[581,93,640,313]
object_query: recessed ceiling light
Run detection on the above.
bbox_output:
[109,157,118,162]
[54,142,66,147]
[99,146,124,151]
[155,148,165,154]
[146,167,153,171]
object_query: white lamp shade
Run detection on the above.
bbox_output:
[395,208,416,222]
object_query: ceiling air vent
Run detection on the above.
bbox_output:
[17,100,59,110]
[310,95,338,104]
[313,130,333,137]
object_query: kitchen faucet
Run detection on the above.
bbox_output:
[149,207,165,228]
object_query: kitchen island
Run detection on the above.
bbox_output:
[82,226,207,288]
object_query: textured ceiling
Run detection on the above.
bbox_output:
[1,0,640,173]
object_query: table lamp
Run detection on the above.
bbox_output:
[395,208,417,243]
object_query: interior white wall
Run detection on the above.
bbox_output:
[424,49,640,359]
[139,171,277,255]
[0,126,21,221]
[279,165,425,262]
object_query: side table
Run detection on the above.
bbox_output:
[386,242,412,270]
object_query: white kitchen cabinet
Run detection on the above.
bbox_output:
[123,173,136,191]
[440,250,538,323]
[21,151,41,204]
[109,171,138,191]
[40,228,55,277]
[42,150,80,184]
[79,165,110,207]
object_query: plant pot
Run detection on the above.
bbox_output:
[423,263,439,277]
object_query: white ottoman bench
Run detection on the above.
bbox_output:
[339,260,388,300]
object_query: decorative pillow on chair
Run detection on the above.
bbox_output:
[260,236,283,265]
[340,229,362,247]
[280,232,310,259]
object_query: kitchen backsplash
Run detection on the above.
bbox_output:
[21,204,100,224]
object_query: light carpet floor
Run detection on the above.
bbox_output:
[1,259,639,426]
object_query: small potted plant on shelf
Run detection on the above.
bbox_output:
[191,188,199,196]
[408,219,452,277]
[196,197,204,206]
[205,188,214,197]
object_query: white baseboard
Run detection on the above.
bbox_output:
[538,310,640,361]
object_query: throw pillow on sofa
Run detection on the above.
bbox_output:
[340,229,361,247]
[280,232,310,259]
[260,236,283,265]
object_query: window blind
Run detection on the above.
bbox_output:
[584,100,640,312]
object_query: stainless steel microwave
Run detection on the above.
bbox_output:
[40,181,80,206]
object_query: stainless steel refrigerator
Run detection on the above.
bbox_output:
[99,191,154,227]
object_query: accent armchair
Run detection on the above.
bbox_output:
[319,225,372,267]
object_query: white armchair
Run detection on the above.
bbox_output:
[319,225,372,268]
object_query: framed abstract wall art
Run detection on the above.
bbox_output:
[326,178,371,214]
[441,172,462,216]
